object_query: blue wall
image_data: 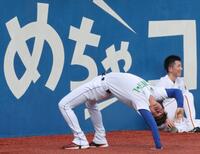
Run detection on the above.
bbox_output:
[0,0,199,137]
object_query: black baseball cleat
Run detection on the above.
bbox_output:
[189,127,200,133]
[89,141,109,148]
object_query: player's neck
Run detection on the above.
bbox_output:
[167,74,177,83]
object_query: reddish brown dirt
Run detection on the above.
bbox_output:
[0,130,200,154]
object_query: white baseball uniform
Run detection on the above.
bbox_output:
[156,75,200,132]
[58,72,167,146]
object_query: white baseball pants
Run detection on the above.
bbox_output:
[58,75,110,146]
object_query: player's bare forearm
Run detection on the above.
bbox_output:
[175,108,184,120]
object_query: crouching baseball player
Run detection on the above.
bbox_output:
[58,72,184,150]
[156,55,200,132]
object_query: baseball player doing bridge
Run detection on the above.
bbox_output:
[58,72,184,150]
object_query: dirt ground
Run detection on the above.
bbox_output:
[0,130,200,154]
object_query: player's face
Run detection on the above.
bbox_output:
[150,103,165,118]
[169,60,182,77]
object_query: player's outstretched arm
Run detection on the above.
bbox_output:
[139,109,163,149]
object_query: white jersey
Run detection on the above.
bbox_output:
[104,72,167,111]
[156,75,187,93]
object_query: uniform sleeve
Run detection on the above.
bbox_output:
[177,77,188,93]
[139,109,162,149]
[165,89,183,108]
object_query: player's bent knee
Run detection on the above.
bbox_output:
[58,99,71,110]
